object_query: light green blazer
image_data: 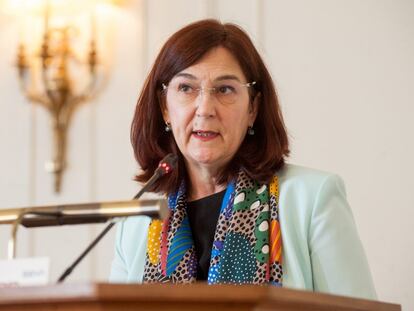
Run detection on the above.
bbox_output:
[109,164,377,300]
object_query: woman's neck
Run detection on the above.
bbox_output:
[186,165,226,201]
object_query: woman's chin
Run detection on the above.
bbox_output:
[187,151,223,168]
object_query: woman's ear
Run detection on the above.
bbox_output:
[249,92,260,124]
[162,108,170,124]
[160,97,170,124]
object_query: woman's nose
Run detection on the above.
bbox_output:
[195,89,217,118]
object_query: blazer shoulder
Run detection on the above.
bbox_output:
[277,164,344,193]
[275,163,347,225]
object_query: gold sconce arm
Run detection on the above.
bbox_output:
[15,3,106,193]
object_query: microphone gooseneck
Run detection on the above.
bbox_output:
[57,153,177,283]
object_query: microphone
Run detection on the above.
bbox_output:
[133,153,178,199]
[0,200,167,228]
[56,153,177,283]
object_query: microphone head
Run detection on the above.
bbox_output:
[157,153,178,176]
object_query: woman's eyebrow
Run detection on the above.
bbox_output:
[174,72,197,80]
[174,73,242,82]
[214,75,242,82]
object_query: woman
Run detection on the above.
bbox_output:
[110,19,376,299]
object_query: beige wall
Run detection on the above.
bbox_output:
[1,0,413,309]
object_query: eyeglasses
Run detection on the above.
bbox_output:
[162,80,256,105]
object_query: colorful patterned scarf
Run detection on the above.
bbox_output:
[143,170,283,285]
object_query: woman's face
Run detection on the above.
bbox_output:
[162,47,258,174]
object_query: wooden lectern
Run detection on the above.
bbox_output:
[0,283,401,311]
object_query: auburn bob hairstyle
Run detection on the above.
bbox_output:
[131,19,289,194]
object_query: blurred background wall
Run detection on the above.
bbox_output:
[0,0,413,309]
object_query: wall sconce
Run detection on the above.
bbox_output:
[3,0,119,193]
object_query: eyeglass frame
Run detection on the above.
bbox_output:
[160,80,257,104]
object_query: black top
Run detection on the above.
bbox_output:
[187,189,226,280]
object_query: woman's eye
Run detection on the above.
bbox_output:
[178,84,194,93]
[217,85,235,94]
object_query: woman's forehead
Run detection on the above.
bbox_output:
[172,47,246,82]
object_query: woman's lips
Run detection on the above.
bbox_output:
[192,130,219,141]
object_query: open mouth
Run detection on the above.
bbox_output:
[192,131,219,139]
